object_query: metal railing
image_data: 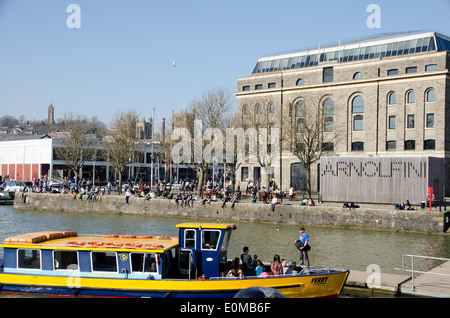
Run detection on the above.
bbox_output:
[402,254,450,290]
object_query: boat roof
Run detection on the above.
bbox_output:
[1,231,179,253]
[175,222,236,230]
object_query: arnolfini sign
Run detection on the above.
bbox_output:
[320,157,444,204]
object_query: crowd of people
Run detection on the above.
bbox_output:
[225,232,310,279]
[10,175,324,210]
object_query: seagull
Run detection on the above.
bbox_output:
[172,61,177,68]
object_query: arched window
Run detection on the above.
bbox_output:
[407,90,415,103]
[256,104,262,114]
[243,105,249,115]
[388,92,396,105]
[324,117,334,132]
[297,118,305,133]
[353,72,363,80]
[296,78,305,86]
[352,95,364,113]
[323,98,334,132]
[269,103,275,113]
[295,100,306,117]
[323,98,334,115]
[353,115,363,131]
[426,89,435,102]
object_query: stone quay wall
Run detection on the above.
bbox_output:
[13,193,449,233]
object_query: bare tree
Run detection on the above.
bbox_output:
[243,98,280,189]
[282,96,341,197]
[102,110,142,194]
[174,87,233,196]
[53,113,96,184]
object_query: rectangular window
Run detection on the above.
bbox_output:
[387,69,398,76]
[388,116,396,129]
[407,114,415,128]
[268,82,276,89]
[18,249,41,270]
[386,141,397,151]
[323,67,333,83]
[351,142,364,151]
[241,167,249,181]
[406,66,417,73]
[184,229,196,248]
[130,253,158,273]
[92,251,117,272]
[54,250,78,270]
[201,230,221,250]
[242,86,250,91]
[255,84,263,90]
[424,139,436,150]
[425,64,437,71]
[353,115,363,131]
[405,140,416,150]
[426,113,435,128]
[322,142,334,151]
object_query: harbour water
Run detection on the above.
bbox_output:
[0,204,449,297]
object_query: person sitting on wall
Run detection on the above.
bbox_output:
[350,202,360,209]
[406,200,414,210]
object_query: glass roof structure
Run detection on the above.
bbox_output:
[251,32,450,74]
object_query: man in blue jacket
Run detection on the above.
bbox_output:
[297,227,310,267]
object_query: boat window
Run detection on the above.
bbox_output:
[17,249,41,270]
[91,251,118,272]
[54,250,79,270]
[184,229,196,248]
[201,230,220,250]
[130,253,158,273]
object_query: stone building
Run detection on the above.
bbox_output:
[234,31,450,201]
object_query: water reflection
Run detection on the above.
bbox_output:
[1,205,449,275]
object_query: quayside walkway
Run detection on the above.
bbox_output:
[399,255,450,297]
[345,255,450,297]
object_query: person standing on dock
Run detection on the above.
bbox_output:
[297,227,310,267]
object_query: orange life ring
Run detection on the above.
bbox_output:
[66,241,85,246]
[123,243,143,248]
[137,235,153,239]
[104,242,123,248]
[142,243,163,249]
[84,241,104,247]
[119,235,136,239]
[102,234,119,238]
[155,235,170,239]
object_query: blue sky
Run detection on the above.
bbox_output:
[0,0,449,129]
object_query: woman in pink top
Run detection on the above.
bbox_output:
[270,254,283,276]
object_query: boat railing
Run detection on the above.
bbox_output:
[401,254,450,290]
[210,266,339,280]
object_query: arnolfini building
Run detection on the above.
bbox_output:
[235,31,450,204]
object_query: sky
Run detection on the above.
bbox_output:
[0,0,449,129]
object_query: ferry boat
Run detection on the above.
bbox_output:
[0,222,349,298]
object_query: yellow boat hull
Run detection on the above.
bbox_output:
[0,269,349,298]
